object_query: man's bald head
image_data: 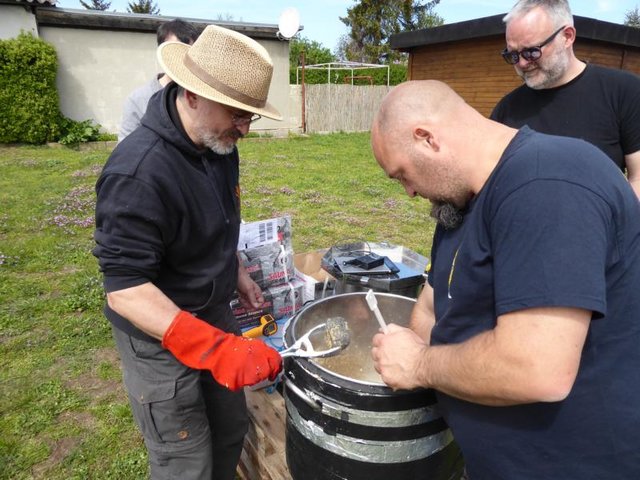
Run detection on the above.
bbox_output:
[371,80,515,229]
[373,80,467,142]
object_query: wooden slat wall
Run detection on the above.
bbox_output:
[621,47,640,71]
[408,36,520,117]
[408,36,640,118]
[305,84,392,134]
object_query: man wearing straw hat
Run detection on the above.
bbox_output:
[93,25,283,479]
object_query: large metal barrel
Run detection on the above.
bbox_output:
[282,292,464,480]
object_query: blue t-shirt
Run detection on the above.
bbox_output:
[428,127,640,479]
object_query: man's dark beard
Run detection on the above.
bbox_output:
[430,202,463,230]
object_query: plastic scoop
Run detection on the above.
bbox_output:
[365,289,388,333]
[281,317,351,358]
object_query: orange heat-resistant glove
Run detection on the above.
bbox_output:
[162,310,282,391]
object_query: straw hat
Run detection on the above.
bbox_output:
[157,24,282,120]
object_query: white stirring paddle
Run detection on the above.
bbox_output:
[365,289,388,333]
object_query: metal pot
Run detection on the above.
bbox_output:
[281,292,463,480]
[283,291,415,386]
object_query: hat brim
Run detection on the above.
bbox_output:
[157,41,283,121]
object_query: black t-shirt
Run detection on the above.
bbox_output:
[491,64,640,172]
[428,127,640,479]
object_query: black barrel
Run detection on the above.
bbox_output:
[282,292,464,480]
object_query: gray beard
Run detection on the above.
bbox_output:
[430,202,464,230]
[203,135,236,155]
[521,51,569,90]
[196,127,242,155]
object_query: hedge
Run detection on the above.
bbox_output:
[290,63,407,86]
[0,32,63,144]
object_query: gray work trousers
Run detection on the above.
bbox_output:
[112,325,249,480]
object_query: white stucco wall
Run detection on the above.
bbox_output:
[40,27,158,135]
[253,38,299,136]
[0,4,38,40]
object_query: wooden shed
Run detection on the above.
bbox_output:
[390,14,640,117]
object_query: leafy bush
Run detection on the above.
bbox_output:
[58,118,102,146]
[97,132,118,142]
[0,32,105,146]
[0,32,63,144]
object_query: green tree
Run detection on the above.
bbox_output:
[625,6,640,28]
[288,36,335,84]
[289,37,334,68]
[335,33,364,63]
[79,0,111,9]
[340,0,443,63]
[127,0,160,14]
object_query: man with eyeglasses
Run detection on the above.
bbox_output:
[93,25,282,479]
[491,0,640,198]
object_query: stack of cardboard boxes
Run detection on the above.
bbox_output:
[231,216,305,332]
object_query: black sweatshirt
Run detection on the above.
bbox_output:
[93,83,241,341]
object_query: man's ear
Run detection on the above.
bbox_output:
[184,89,198,108]
[563,25,577,47]
[415,127,439,152]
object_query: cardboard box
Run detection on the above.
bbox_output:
[237,216,295,289]
[230,297,273,331]
[294,250,335,303]
[267,277,305,319]
[239,242,294,289]
[232,277,305,330]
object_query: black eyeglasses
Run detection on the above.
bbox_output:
[230,112,261,126]
[501,25,567,65]
[221,104,261,126]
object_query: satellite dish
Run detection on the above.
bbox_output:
[277,7,300,40]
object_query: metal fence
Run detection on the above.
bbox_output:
[304,84,392,134]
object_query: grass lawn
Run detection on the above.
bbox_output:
[0,133,437,479]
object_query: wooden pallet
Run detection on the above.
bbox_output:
[237,388,291,480]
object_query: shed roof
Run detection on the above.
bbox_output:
[25,5,282,40]
[391,14,640,51]
[15,0,57,5]
[0,0,57,5]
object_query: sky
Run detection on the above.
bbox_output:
[56,1,639,53]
